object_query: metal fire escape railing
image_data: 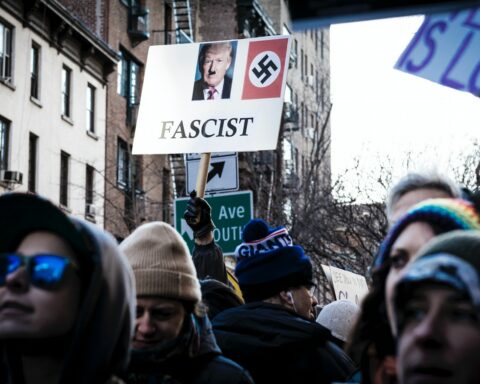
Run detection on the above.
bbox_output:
[172,0,193,44]
[168,1,194,198]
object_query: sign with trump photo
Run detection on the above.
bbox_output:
[132,35,291,154]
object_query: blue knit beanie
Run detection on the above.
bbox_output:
[234,219,313,302]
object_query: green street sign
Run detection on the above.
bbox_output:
[174,191,253,255]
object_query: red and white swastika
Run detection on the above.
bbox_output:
[241,38,289,100]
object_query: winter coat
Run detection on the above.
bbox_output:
[125,313,254,384]
[1,218,136,384]
[212,302,356,384]
[193,241,228,285]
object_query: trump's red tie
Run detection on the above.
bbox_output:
[207,87,217,100]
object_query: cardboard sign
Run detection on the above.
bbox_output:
[322,265,369,305]
[395,7,480,96]
[133,36,291,154]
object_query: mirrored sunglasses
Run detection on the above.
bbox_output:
[0,253,79,290]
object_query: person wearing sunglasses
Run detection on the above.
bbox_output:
[0,193,135,384]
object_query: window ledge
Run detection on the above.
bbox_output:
[61,114,74,125]
[85,214,96,223]
[86,130,99,140]
[0,78,15,91]
[30,96,42,108]
[59,204,71,214]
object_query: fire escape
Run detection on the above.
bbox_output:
[168,0,194,198]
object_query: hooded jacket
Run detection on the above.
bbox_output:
[1,218,136,384]
[126,313,253,384]
[212,302,356,384]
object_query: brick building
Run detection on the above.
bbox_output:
[194,0,331,223]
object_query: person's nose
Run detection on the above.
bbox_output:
[311,294,318,307]
[208,61,216,73]
[4,266,29,293]
[136,311,156,337]
[410,311,444,349]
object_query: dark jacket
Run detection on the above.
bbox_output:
[213,302,356,384]
[193,241,228,285]
[126,314,253,384]
[192,76,232,100]
[1,218,135,384]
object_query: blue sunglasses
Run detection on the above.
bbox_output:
[0,253,79,289]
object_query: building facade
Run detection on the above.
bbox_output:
[0,0,117,226]
[194,0,332,224]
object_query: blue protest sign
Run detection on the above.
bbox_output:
[395,7,480,96]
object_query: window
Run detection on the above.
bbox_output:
[321,30,324,60]
[0,22,12,82]
[0,117,9,171]
[162,168,170,221]
[30,44,40,99]
[117,137,129,188]
[61,66,72,117]
[293,39,298,68]
[86,164,94,208]
[86,84,95,133]
[60,151,70,206]
[304,55,308,80]
[118,51,141,125]
[300,49,304,79]
[28,133,38,192]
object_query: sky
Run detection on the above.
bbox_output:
[330,15,480,195]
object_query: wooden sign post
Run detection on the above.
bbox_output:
[195,152,211,198]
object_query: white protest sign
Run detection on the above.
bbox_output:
[395,7,480,96]
[133,36,291,154]
[323,265,369,305]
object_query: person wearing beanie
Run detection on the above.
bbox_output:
[120,221,253,384]
[316,300,360,349]
[0,193,135,384]
[394,230,480,384]
[212,218,355,384]
[347,198,480,384]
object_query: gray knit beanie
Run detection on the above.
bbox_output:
[120,221,201,303]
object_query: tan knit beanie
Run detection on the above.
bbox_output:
[120,221,201,303]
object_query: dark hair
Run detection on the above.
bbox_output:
[346,221,449,382]
[200,279,243,319]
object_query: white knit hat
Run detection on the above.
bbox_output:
[316,300,359,342]
[120,222,201,303]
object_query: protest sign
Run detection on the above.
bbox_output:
[322,265,369,305]
[395,7,480,96]
[133,36,291,154]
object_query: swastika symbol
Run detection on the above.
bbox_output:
[252,54,278,84]
[248,51,281,88]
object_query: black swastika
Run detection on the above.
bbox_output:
[252,54,279,84]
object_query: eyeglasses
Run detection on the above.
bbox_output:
[308,284,317,297]
[0,253,79,290]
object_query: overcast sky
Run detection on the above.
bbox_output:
[330,15,480,194]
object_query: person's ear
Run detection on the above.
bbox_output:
[279,290,294,304]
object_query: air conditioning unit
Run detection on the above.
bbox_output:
[85,203,96,217]
[0,170,23,185]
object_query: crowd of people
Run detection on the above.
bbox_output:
[1,171,479,383]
